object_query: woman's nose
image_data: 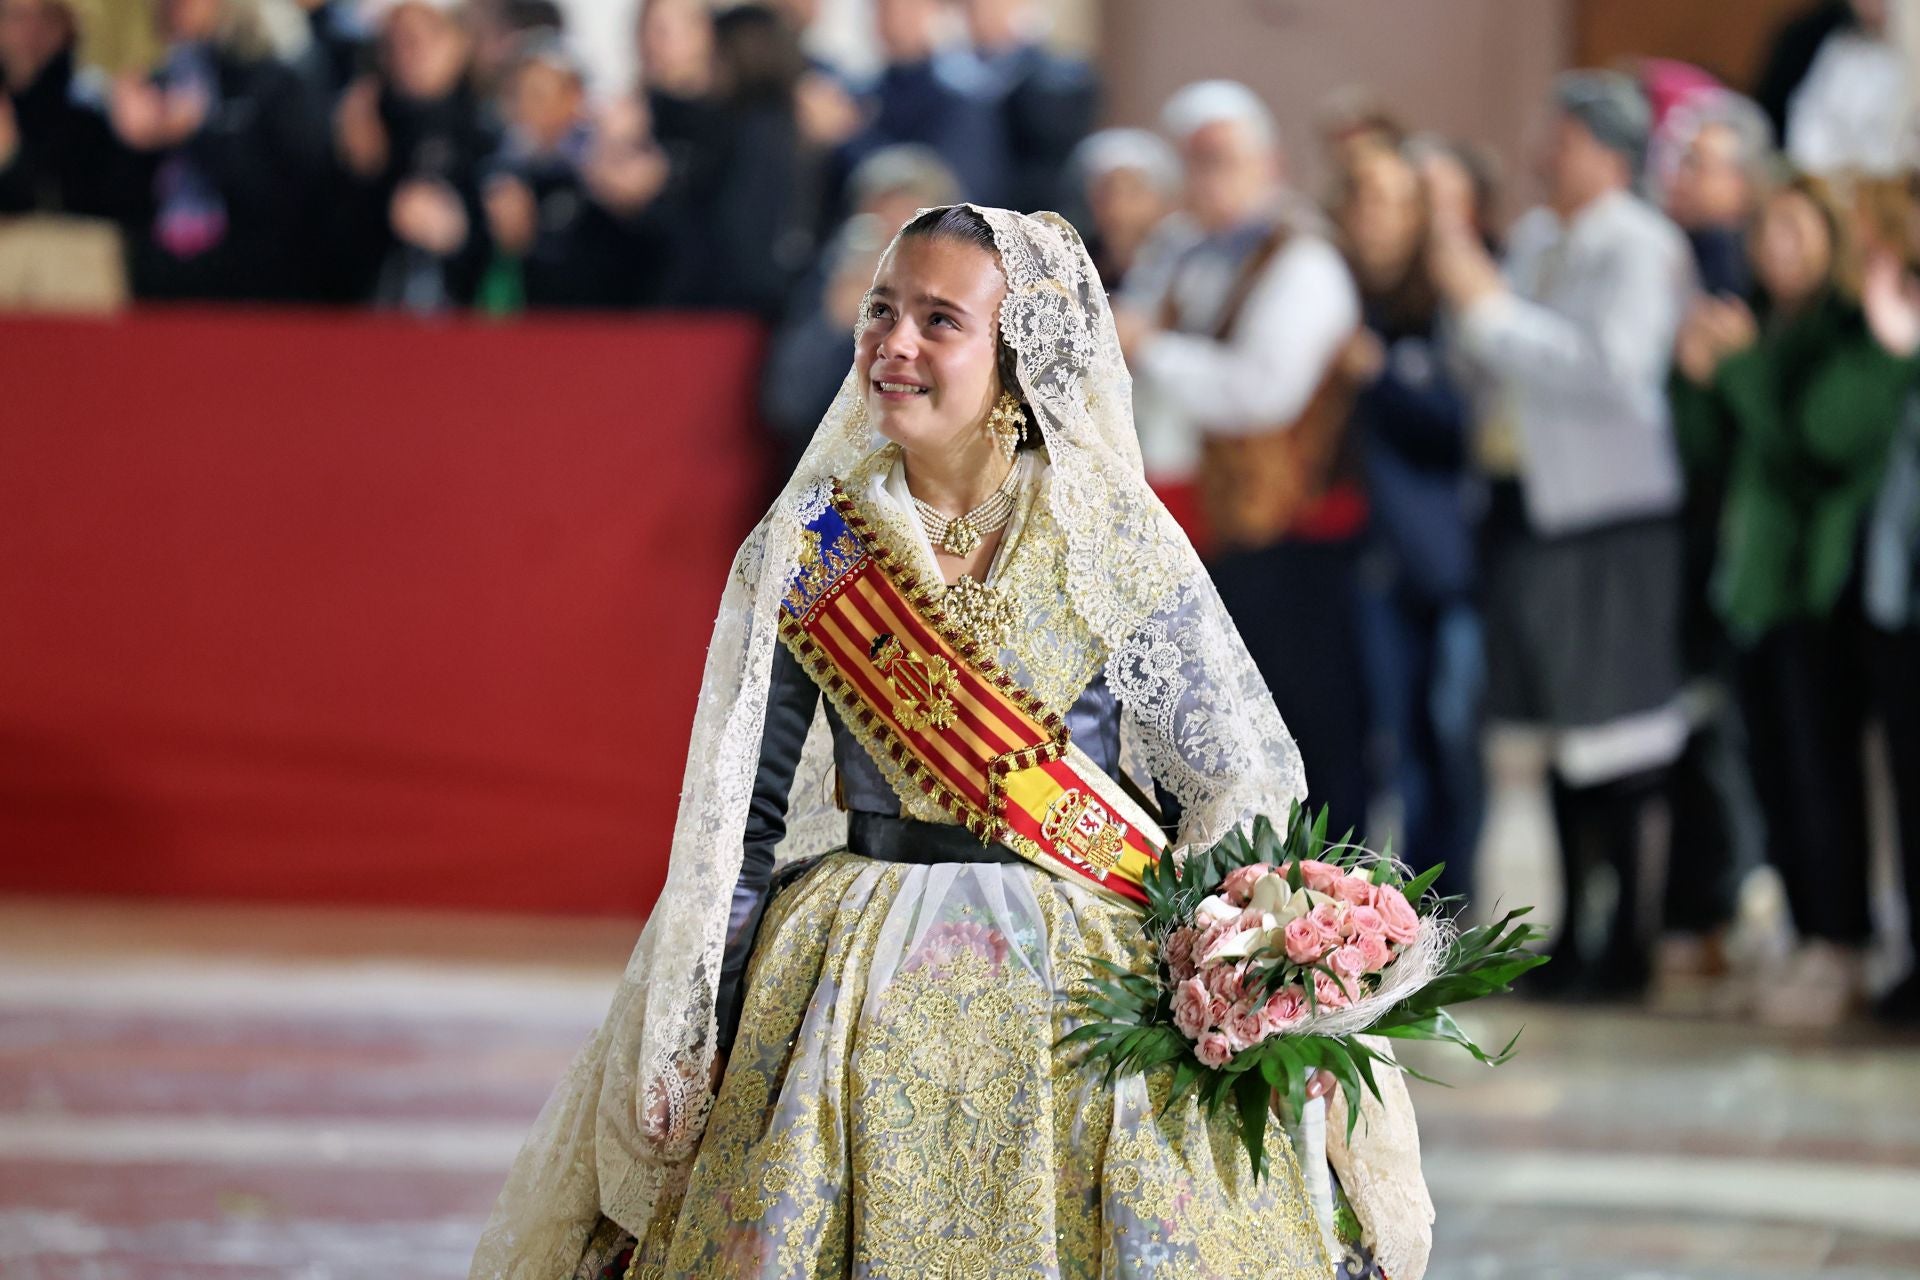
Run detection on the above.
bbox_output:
[876,318,919,361]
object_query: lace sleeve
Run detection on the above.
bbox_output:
[1107,572,1309,853]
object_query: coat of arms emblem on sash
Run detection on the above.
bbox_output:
[868,632,959,732]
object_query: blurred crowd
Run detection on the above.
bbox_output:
[0,0,1094,311]
[7,0,1920,1029]
[1102,0,1920,1034]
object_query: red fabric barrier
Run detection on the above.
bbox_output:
[0,309,770,916]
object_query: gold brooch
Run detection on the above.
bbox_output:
[942,575,1015,650]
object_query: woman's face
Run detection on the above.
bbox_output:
[160,0,220,42]
[1340,143,1425,288]
[384,3,470,102]
[855,235,1008,457]
[1752,190,1833,309]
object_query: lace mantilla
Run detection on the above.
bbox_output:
[468,207,1313,1280]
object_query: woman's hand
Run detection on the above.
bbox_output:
[109,76,207,152]
[390,178,469,256]
[483,174,538,258]
[334,77,389,178]
[1676,295,1756,385]
[1864,249,1920,358]
[1270,1067,1338,1118]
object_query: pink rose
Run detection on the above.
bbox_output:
[1222,1000,1267,1050]
[1203,960,1247,1007]
[1356,931,1393,973]
[1347,904,1386,938]
[1171,976,1212,1039]
[1164,926,1198,982]
[1307,902,1346,941]
[1369,883,1422,945]
[1283,915,1331,965]
[1219,862,1272,907]
[1200,923,1267,969]
[1331,873,1375,906]
[1195,1030,1236,1068]
[1313,970,1352,1010]
[1191,919,1231,967]
[1261,986,1309,1033]
[1329,944,1368,978]
[1294,859,1343,893]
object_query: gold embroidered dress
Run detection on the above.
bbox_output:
[592,445,1330,1280]
[469,208,1430,1280]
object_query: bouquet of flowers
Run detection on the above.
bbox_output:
[1061,803,1547,1177]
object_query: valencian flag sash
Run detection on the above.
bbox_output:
[778,483,1165,908]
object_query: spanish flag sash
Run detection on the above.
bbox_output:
[778,483,1165,909]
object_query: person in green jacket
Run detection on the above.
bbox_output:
[1672,172,1916,1027]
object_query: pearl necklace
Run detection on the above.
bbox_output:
[912,461,1020,556]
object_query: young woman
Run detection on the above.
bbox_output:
[1674,174,1917,1025]
[470,205,1432,1280]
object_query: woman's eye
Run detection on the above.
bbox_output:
[929,312,956,329]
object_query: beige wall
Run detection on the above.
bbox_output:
[1097,0,1576,218]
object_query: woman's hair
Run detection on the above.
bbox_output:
[896,205,1036,445]
[712,3,804,107]
[1329,137,1439,331]
[1757,172,1855,300]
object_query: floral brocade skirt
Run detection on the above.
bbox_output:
[578,850,1337,1280]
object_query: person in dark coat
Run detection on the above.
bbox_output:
[480,36,673,309]
[1335,135,1484,906]
[330,0,498,309]
[833,0,1008,211]
[946,0,1096,214]
[110,0,330,301]
[0,0,141,219]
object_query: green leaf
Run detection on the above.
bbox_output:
[1234,1067,1271,1180]
[1399,862,1446,905]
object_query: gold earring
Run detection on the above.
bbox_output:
[987,391,1024,462]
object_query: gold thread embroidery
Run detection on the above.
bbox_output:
[624,854,1330,1280]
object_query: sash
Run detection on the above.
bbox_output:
[779,484,1165,908]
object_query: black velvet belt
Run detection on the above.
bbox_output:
[846,810,1025,865]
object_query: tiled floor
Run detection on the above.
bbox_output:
[1,896,1916,1280]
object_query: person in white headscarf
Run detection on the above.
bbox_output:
[468,204,1431,1280]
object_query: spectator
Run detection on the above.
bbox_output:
[700,2,815,314]
[1432,71,1693,998]
[0,0,138,219]
[1661,88,1775,298]
[775,141,956,335]
[834,0,1008,210]
[1114,79,1370,840]
[1334,133,1484,905]
[759,210,890,472]
[1673,175,1915,1025]
[633,0,723,301]
[467,0,563,102]
[1861,185,1920,1023]
[1656,86,1776,997]
[1315,85,1405,202]
[1068,126,1178,291]
[1757,0,1913,175]
[944,0,1096,213]
[113,0,329,301]
[843,141,959,241]
[481,35,672,310]
[291,0,376,104]
[332,0,497,309]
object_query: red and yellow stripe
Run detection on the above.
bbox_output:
[779,487,1163,908]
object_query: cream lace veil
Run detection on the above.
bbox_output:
[467,206,1309,1279]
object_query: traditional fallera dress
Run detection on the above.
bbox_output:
[467,207,1432,1280]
